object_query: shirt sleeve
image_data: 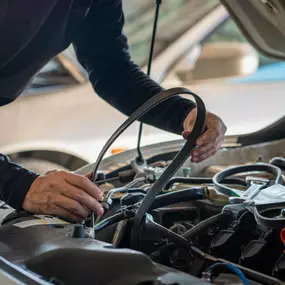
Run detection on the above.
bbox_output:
[72,0,196,135]
[0,154,39,210]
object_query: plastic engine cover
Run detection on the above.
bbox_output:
[0,215,209,285]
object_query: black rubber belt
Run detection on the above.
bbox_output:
[90,87,206,240]
[253,202,285,229]
[130,90,206,249]
[164,177,248,190]
[212,163,283,197]
[213,163,285,229]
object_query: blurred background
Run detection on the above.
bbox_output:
[1,0,284,172]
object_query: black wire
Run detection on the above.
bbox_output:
[137,124,144,164]
[136,0,162,164]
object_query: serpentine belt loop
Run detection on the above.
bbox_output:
[253,202,285,229]
[212,163,283,197]
[90,87,207,239]
[91,87,206,181]
[130,92,206,249]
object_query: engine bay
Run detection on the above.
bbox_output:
[2,151,285,285]
[87,154,285,285]
[1,88,285,285]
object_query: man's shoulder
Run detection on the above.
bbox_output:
[0,0,74,102]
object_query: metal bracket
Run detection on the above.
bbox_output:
[229,176,269,204]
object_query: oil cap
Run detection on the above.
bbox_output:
[72,224,85,238]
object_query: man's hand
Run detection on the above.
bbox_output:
[22,170,103,222]
[183,108,227,163]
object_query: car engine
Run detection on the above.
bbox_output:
[0,88,285,285]
[1,157,285,285]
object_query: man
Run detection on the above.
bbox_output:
[0,0,226,222]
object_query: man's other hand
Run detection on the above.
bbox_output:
[22,170,103,222]
[183,108,227,163]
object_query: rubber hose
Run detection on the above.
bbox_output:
[94,211,134,233]
[182,211,230,241]
[149,188,206,211]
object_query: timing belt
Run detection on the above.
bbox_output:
[90,88,206,242]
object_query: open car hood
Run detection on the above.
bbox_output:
[220,0,285,59]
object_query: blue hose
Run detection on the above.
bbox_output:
[205,262,249,285]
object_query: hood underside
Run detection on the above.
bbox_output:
[220,0,285,60]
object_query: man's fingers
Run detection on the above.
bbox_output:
[192,132,223,156]
[85,172,93,180]
[196,128,219,147]
[60,184,104,216]
[184,126,219,148]
[184,127,220,163]
[192,142,213,157]
[191,129,220,160]
[23,171,105,219]
[183,109,226,163]
[63,172,102,201]
[192,149,212,163]
[202,148,216,160]
[53,194,90,220]
[46,204,81,222]
[182,130,190,140]
[191,141,222,163]
[45,169,60,175]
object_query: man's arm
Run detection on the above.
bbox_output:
[72,0,196,135]
[0,154,39,210]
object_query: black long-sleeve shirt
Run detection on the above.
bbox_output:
[0,0,195,210]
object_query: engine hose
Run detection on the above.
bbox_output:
[89,87,206,231]
[213,163,283,197]
[270,157,285,170]
[149,188,206,211]
[95,188,206,232]
[182,211,231,241]
[94,211,135,234]
[164,177,247,190]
